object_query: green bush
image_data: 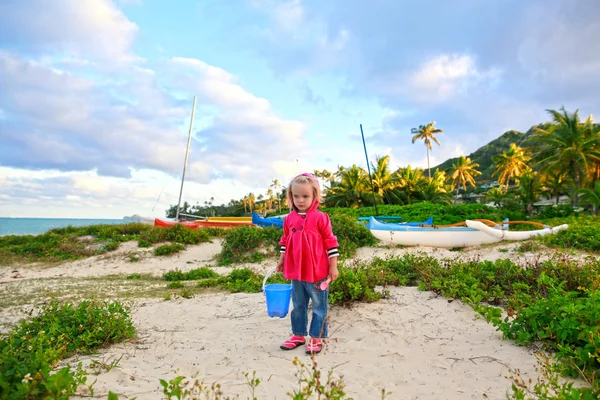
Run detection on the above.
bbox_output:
[497,276,600,381]
[154,243,185,256]
[196,278,223,288]
[223,268,264,292]
[0,299,135,399]
[540,217,600,253]
[217,227,280,265]
[138,239,152,248]
[163,267,219,281]
[537,204,577,219]
[99,240,120,253]
[328,261,384,305]
[164,224,210,245]
[138,228,167,246]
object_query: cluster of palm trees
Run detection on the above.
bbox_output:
[239,179,286,214]
[486,108,600,214]
[216,107,600,216]
[318,108,600,214]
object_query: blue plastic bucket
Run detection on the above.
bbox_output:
[262,267,293,318]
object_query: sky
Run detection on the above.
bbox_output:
[1,0,599,219]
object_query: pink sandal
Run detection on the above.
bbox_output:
[280,335,306,350]
[305,338,323,354]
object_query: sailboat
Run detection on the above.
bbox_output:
[152,96,201,227]
[150,97,255,230]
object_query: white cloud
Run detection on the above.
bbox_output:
[163,56,309,185]
[401,54,501,104]
[410,55,475,100]
[1,49,310,188]
[0,0,138,61]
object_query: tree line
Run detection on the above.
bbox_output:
[167,107,600,218]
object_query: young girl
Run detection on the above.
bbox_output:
[276,173,339,354]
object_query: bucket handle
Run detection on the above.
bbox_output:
[262,266,278,292]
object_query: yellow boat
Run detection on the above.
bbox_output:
[205,216,252,222]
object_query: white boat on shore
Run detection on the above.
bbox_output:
[465,220,569,240]
[366,217,568,248]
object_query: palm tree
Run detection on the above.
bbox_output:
[411,121,444,178]
[270,179,282,211]
[540,170,570,205]
[247,193,256,212]
[280,187,288,210]
[486,186,511,209]
[321,169,336,189]
[334,165,347,176]
[395,165,425,204]
[420,170,453,204]
[266,188,275,211]
[518,172,543,216]
[242,196,248,214]
[576,181,600,215]
[370,155,401,204]
[528,107,600,207]
[492,143,531,189]
[449,155,481,198]
[590,122,600,184]
[325,165,371,208]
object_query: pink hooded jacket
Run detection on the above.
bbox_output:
[279,198,339,283]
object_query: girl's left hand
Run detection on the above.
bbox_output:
[329,266,339,281]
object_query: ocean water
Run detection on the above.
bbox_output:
[0,218,127,236]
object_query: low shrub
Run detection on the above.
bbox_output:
[540,217,600,253]
[217,226,280,265]
[154,243,185,256]
[164,224,210,245]
[0,299,136,399]
[163,267,219,281]
[328,261,385,305]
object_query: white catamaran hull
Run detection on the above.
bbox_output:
[369,227,502,248]
[367,217,569,248]
[465,220,569,240]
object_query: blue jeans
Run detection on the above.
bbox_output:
[291,280,329,338]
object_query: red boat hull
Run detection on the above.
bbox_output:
[154,219,253,229]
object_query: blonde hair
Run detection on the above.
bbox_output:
[287,174,323,210]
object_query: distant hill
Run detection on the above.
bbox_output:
[431,124,545,184]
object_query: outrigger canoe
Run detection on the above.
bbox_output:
[366,217,568,248]
[465,220,568,240]
[359,216,434,226]
[357,216,403,221]
[252,212,284,229]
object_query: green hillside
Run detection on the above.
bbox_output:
[431,124,545,184]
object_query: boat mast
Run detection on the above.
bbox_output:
[176,96,197,220]
[360,124,379,216]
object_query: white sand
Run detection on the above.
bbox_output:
[63,288,548,400]
[66,288,541,399]
[1,240,588,399]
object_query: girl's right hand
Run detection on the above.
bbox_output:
[276,259,284,272]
